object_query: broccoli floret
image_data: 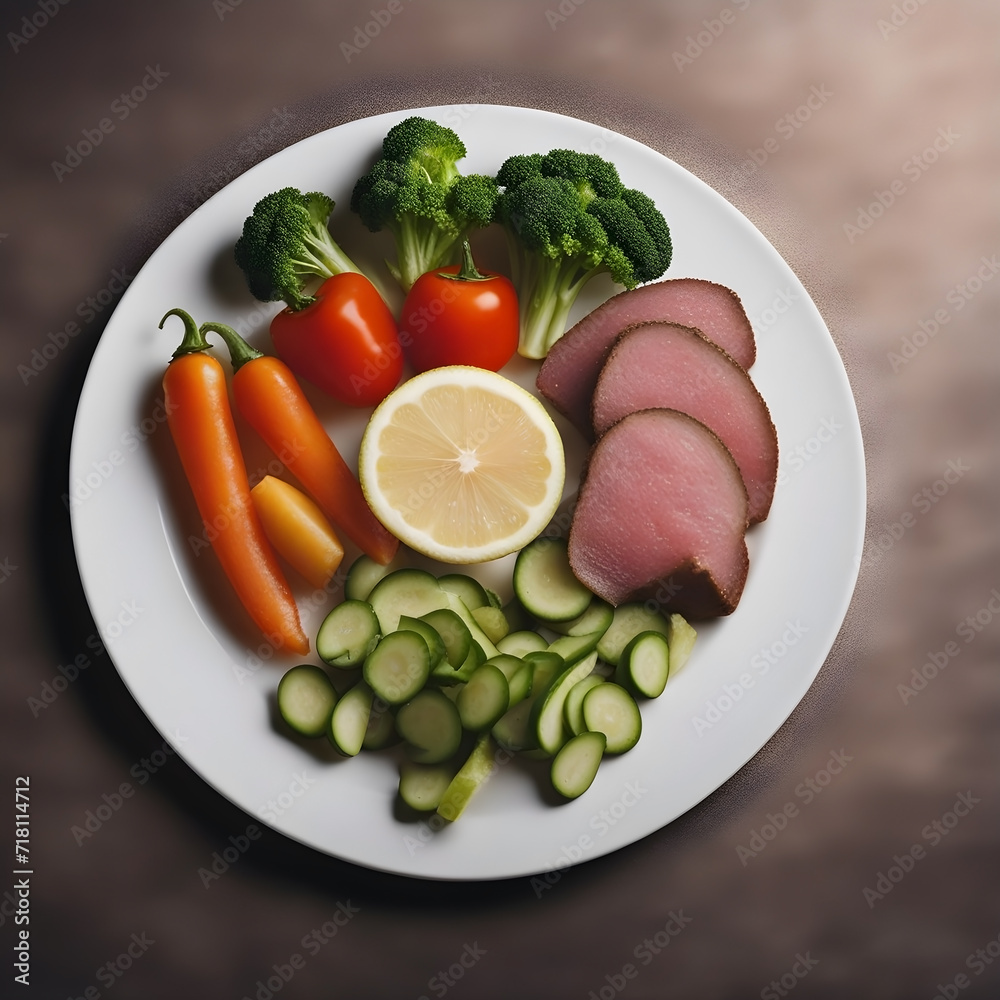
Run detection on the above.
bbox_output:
[350,116,499,290]
[496,148,672,358]
[234,187,361,311]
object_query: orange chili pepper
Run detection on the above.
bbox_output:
[201,320,399,566]
[160,309,309,655]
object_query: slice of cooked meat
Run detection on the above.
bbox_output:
[568,409,750,618]
[537,278,756,435]
[592,322,777,524]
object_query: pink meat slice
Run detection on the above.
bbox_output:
[568,409,749,618]
[592,322,778,524]
[537,278,756,436]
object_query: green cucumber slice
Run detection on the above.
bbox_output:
[564,675,605,737]
[276,664,337,737]
[497,630,548,657]
[471,605,510,645]
[596,602,671,666]
[546,630,604,666]
[430,637,485,685]
[492,697,537,752]
[398,762,454,811]
[396,689,463,764]
[502,598,533,633]
[548,597,614,638]
[362,702,399,750]
[532,651,599,755]
[444,591,500,659]
[521,650,564,698]
[485,655,533,706]
[550,731,606,798]
[362,630,431,705]
[513,536,592,622]
[420,608,472,668]
[368,568,449,634]
[316,600,380,668]
[667,613,697,672]
[328,682,373,756]
[582,683,641,754]
[397,615,447,669]
[344,552,404,602]
[457,663,510,731]
[616,630,670,698]
[438,573,489,610]
[437,734,497,822]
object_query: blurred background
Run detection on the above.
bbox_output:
[1,1,998,997]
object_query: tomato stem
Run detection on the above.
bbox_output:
[200,321,265,372]
[441,239,492,283]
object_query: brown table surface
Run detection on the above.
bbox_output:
[2,2,998,997]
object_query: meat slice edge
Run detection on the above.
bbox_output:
[592,322,778,524]
[568,408,750,618]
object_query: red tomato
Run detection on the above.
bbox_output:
[269,272,403,407]
[399,245,519,373]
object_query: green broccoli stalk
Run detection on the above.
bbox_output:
[350,116,499,291]
[234,187,362,311]
[495,150,673,359]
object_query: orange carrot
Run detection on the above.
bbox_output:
[201,321,400,565]
[160,309,309,655]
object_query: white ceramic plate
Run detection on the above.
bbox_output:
[69,105,865,881]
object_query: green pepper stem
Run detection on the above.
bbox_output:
[199,321,264,372]
[440,239,492,283]
[161,308,212,359]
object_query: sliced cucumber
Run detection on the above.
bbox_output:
[397,615,447,669]
[276,664,337,737]
[548,596,614,638]
[486,654,533,706]
[316,600,380,668]
[667,613,697,672]
[396,689,463,764]
[502,598,533,633]
[546,630,604,666]
[596,602,671,666]
[344,552,403,603]
[582,683,641,754]
[437,734,497,822]
[564,674,605,737]
[532,651,599,756]
[444,591,500,659]
[430,637,485,685]
[521,650,564,698]
[368,568,449,634]
[420,608,472,668]
[492,697,537,752]
[328,682,373,756]
[457,663,510,732]
[551,731,606,799]
[438,573,489,610]
[471,605,510,645]
[513,536,592,622]
[398,762,454,811]
[362,630,431,705]
[497,630,548,657]
[616,630,670,698]
[362,702,399,750]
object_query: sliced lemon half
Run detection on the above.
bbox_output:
[359,366,565,564]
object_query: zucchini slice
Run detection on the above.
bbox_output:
[513,536,593,622]
[551,731,606,799]
[471,605,510,644]
[368,568,450,634]
[596,602,671,666]
[316,600,380,668]
[362,630,431,705]
[397,615,447,670]
[667,613,698,672]
[616,630,670,698]
[457,663,510,731]
[548,596,614,638]
[420,608,472,668]
[344,552,403,603]
[437,734,497,822]
[582,683,642,754]
[497,629,548,658]
[438,573,490,611]
[276,664,337,737]
[532,651,599,756]
[396,689,463,764]
[563,674,605,737]
[398,762,454,811]
[546,630,604,666]
[328,682,373,756]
